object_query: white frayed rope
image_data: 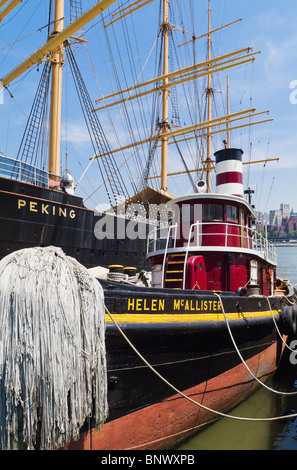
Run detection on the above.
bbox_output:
[0,246,108,450]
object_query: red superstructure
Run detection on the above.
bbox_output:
[147,148,277,296]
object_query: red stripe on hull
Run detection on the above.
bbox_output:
[216,172,243,186]
[64,339,285,450]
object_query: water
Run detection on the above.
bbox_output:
[177,246,297,450]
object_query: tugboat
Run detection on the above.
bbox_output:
[85,145,296,450]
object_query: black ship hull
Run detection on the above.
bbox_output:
[64,280,292,450]
[0,177,150,270]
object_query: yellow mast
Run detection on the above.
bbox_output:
[145,158,279,180]
[0,0,9,8]
[93,108,266,159]
[0,0,22,22]
[48,0,64,178]
[94,47,258,110]
[206,0,212,192]
[161,0,170,191]
[227,75,230,148]
[1,0,119,86]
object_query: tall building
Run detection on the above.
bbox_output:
[280,203,290,218]
[269,204,290,226]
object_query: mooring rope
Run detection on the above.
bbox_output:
[105,305,297,422]
[214,292,297,396]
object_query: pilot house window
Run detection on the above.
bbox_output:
[202,204,223,221]
[226,205,238,223]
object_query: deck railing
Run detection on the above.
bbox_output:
[147,220,277,265]
[0,154,53,187]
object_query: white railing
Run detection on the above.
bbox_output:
[147,220,277,266]
[0,154,51,187]
[147,224,178,258]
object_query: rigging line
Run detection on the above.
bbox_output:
[102,16,144,181]
[255,158,266,209]
[5,93,11,154]
[82,40,132,190]
[3,69,35,119]
[36,87,50,170]
[89,15,148,195]
[0,19,57,53]
[66,40,131,203]
[0,0,30,25]
[169,127,196,192]
[120,5,151,177]
[84,146,141,204]
[110,14,150,173]
[67,0,128,54]
[65,133,103,207]
[16,60,51,167]
[264,177,275,214]
[169,32,200,171]
[100,27,159,171]
[188,2,204,172]
[247,65,255,186]
[0,10,41,68]
[129,8,158,162]
[82,20,137,181]
[66,46,129,206]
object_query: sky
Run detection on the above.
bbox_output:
[0,0,297,215]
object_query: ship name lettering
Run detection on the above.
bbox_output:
[127,298,165,311]
[126,298,222,312]
[174,299,221,312]
[17,198,76,219]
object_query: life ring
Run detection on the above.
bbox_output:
[281,305,297,336]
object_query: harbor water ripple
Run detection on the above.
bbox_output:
[177,246,297,450]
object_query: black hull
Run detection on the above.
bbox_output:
[0,177,151,270]
[65,281,291,450]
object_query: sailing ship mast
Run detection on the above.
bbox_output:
[160,0,169,192]
[0,0,121,183]
[206,0,212,193]
[227,75,230,148]
[49,0,65,178]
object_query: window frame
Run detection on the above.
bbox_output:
[202,203,224,222]
[225,204,238,223]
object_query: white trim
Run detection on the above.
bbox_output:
[215,160,242,175]
[216,182,243,196]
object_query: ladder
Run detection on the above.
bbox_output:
[164,253,186,289]
[16,61,51,169]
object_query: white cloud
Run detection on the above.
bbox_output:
[61,121,90,145]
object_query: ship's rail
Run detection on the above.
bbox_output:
[0,154,53,187]
[147,220,277,265]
